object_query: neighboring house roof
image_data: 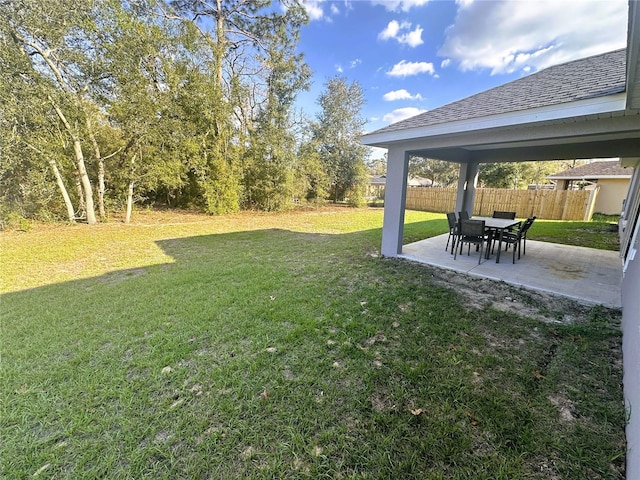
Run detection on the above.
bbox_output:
[407,176,433,187]
[368,175,433,186]
[369,175,386,185]
[369,49,627,137]
[547,160,633,180]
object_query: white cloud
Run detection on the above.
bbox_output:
[372,0,430,12]
[303,0,344,21]
[335,64,344,73]
[386,60,435,77]
[350,59,362,68]
[383,89,423,101]
[403,26,424,47]
[378,20,424,47]
[439,0,627,75]
[379,20,401,40]
[304,1,324,21]
[440,58,451,68]
[383,107,427,124]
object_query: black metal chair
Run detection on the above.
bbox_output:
[445,212,460,254]
[458,211,470,221]
[520,216,536,256]
[492,211,516,219]
[499,216,536,263]
[454,219,488,264]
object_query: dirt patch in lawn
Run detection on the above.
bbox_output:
[425,266,617,325]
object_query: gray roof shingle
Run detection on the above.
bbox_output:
[372,49,627,135]
[547,160,632,180]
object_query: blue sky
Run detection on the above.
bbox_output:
[294,0,629,157]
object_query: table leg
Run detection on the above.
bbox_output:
[495,229,504,263]
[485,230,493,259]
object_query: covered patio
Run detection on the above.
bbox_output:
[402,234,621,308]
[363,3,640,474]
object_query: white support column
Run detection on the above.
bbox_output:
[454,161,479,216]
[381,147,409,257]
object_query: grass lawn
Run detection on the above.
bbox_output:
[1,208,624,479]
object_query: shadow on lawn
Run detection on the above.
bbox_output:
[2,219,626,479]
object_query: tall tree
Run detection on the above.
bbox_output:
[2,0,102,223]
[0,21,78,223]
[242,15,311,210]
[310,76,369,205]
[165,0,309,213]
[409,156,459,187]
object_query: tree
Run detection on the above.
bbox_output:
[479,161,576,189]
[310,76,369,205]
[2,0,104,223]
[165,0,310,213]
[409,156,459,187]
[242,19,311,210]
[367,155,387,175]
[0,27,78,223]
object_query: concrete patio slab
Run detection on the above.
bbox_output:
[401,234,622,309]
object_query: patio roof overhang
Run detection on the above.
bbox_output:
[362,96,640,164]
[361,1,640,259]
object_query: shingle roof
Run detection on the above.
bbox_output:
[372,49,627,135]
[547,160,632,180]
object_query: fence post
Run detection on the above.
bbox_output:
[584,185,600,221]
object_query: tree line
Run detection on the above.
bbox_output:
[0,0,369,225]
[408,157,583,189]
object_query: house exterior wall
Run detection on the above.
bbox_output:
[594,178,631,214]
[554,179,569,190]
[621,163,640,479]
[623,233,640,478]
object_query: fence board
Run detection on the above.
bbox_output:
[404,187,597,221]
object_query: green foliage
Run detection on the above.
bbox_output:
[479,160,580,189]
[409,157,460,187]
[307,76,370,204]
[0,0,311,220]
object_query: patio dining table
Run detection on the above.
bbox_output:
[472,216,521,263]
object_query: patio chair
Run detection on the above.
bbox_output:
[498,216,536,263]
[520,216,536,256]
[458,211,470,221]
[445,212,460,254]
[492,211,516,219]
[454,219,488,264]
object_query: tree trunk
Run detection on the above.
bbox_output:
[50,98,97,224]
[124,152,137,224]
[48,158,76,223]
[26,143,76,223]
[75,173,86,214]
[72,138,97,224]
[86,117,106,219]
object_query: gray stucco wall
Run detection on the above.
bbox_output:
[622,167,640,478]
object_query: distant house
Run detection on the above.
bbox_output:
[547,160,632,215]
[367,174,433,199]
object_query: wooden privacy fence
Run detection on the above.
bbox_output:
[404,186,599,220]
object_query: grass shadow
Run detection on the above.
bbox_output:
[2,223,625,479]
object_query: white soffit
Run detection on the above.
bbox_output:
[362,94,627,147]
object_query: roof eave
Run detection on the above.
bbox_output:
[362,94,627,148]
[547,175,632,180]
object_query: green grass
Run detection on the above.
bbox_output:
[1,208,624,478]
[402,212,620,251]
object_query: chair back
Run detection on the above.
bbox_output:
[458,211,470,221]
[446,212,457,230]
[460,219,485,237]
[521,216,536,232]
[493,211,516,219]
